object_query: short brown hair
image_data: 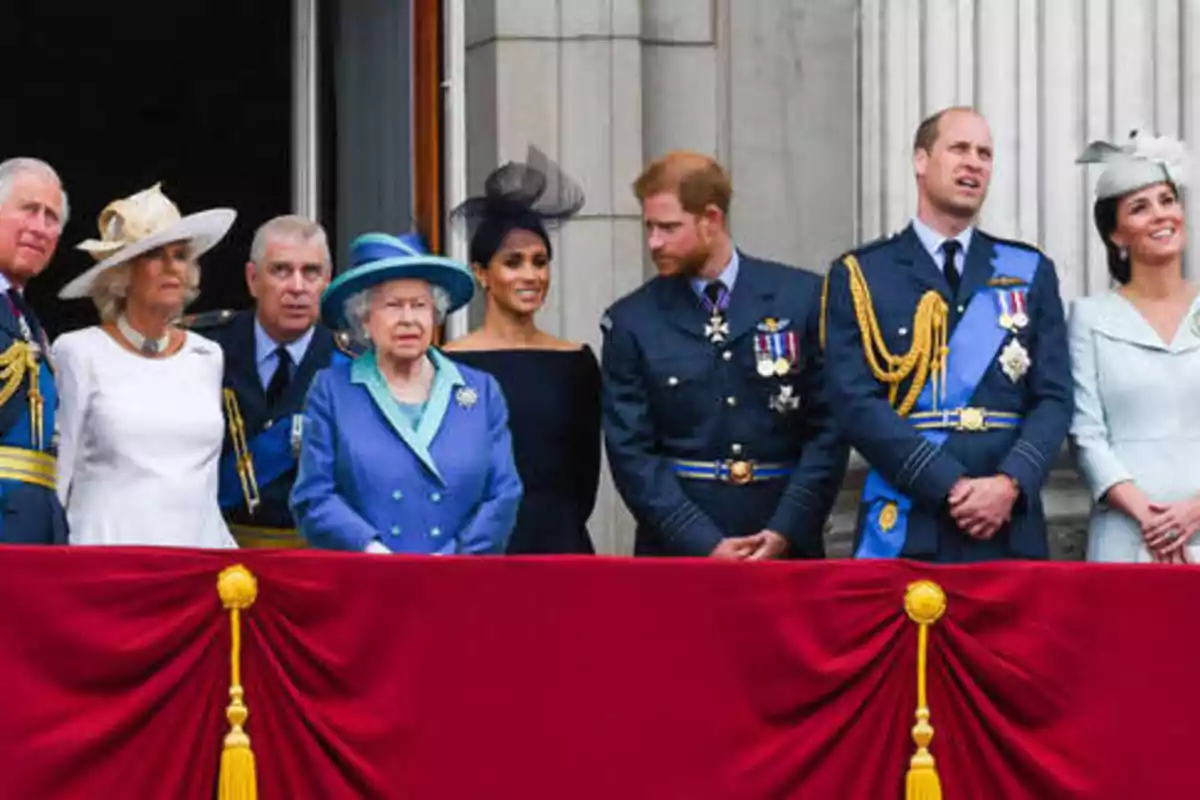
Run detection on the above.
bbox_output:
[633,151,732,217]
[913,106,979,153]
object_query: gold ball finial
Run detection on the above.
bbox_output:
[904,580,946,625]
[218,564,258,610]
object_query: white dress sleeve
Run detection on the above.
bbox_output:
[51,334,94,508]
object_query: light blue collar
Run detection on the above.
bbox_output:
[254,317,315,388]
[351,347,465,482]
[690,248,740,300]
[911,217,973,272]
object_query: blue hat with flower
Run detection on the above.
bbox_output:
[320,232,475,330]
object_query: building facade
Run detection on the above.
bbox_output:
[457,0,1200,556]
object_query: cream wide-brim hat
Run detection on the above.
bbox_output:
[59,182,236,300]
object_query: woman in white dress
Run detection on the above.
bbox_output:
[1070,132,1200,563]
[52,183,237,548]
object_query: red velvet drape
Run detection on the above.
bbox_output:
[0,549,1192,799]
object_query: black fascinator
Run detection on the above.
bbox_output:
[450,145,586,266]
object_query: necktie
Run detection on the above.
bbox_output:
[265,346,293,407]
[941,240,962,297]
[703,281,727,314]
[7,288,36,342]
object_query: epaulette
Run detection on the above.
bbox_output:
[333,329,361,357]
[979,230,1045,256]
[844,231,899,260]
[179,309,236,330]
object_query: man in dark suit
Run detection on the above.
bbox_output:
[188,215,352,548]
[822,107,1072,562]
[601,151,848,559]
[0,158,69,544]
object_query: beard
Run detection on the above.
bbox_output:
[660,244,711,278]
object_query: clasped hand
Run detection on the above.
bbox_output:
[1140,498,1200,564]
[710,529,788,561]
[948,475,1018,540]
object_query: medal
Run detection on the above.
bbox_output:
[773,357,790,376]
[757,359,775,377]
[769,384,801,413]
[1010,289,1029,329]
[705,313,729,344]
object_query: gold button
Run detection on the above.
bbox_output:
[726,396,737,407]
[731,443,743,455]
[667,376,679,387]
[722,350,733,361]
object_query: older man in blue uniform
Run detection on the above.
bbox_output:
[601,151,847,559]
[822,107,1072,562]
[188,215,352,548]
[0,158,68,545]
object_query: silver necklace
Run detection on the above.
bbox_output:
[116,314,171,356]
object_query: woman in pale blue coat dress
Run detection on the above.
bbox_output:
[290,232,522,554]
[1070,132,1200,563]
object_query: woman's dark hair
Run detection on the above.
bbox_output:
[451,146,585,268]
[1092,180,1179,285]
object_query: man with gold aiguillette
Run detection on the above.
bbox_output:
[185,216,354,548]
[822,107,1072,562]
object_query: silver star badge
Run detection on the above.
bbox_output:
[769,384,801,413]
[705,314,729,343]
[999,339,1031,382]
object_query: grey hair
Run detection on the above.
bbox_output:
[0,158,69,224]
[89,258,202,323]
[249,214,331,270]
[343,281,451,347]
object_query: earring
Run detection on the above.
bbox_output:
[1119,246,1129,261]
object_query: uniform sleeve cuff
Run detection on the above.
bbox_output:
[901,450,966,509]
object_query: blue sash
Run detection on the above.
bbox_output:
[855,244,1039,558]
[219,414,300,510]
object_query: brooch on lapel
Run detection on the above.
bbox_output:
[993,287,1029,332]
[999,339,1031,382]
[754,318,798,377]
[455,386,479,409]
[987,276,1028,288]
[769,384,801,413]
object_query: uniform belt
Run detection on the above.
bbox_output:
[669,459,790,485]
[228,524,307,549]
[0,446,55,489]
[908,407,1022,432]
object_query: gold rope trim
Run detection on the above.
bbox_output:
[904,580,947,800]
[223,389,261,514]
[218,565,259,800]
[835,255,950,416]
[0,341,43,449]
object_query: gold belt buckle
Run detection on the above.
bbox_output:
[727,460,754,485]
[958,407,987,431]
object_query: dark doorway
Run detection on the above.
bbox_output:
[1,3,293,339]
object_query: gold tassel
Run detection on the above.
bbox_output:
[904,580,947,800]
[218,565,259,800]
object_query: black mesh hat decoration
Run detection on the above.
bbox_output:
[449,145,586,266]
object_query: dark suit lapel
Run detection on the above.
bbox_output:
[725,255,776,343]
[279,325,333,412]
[957,233,997,305]
[653,276,710,341]
[894,225,952,298]
[225,312,268,424]
[0,298,27,343]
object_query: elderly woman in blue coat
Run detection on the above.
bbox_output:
[290,232,522,554]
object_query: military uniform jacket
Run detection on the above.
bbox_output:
[198,310,346,530]
[600,253,848,557]
[0,297,65,544]
[823,225,1073,561]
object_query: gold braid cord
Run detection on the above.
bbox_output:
[905,581,947,800]
[218,565,259,800]
[0,342,43,449]
[223,389,261,514]
[836,255,950,417]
